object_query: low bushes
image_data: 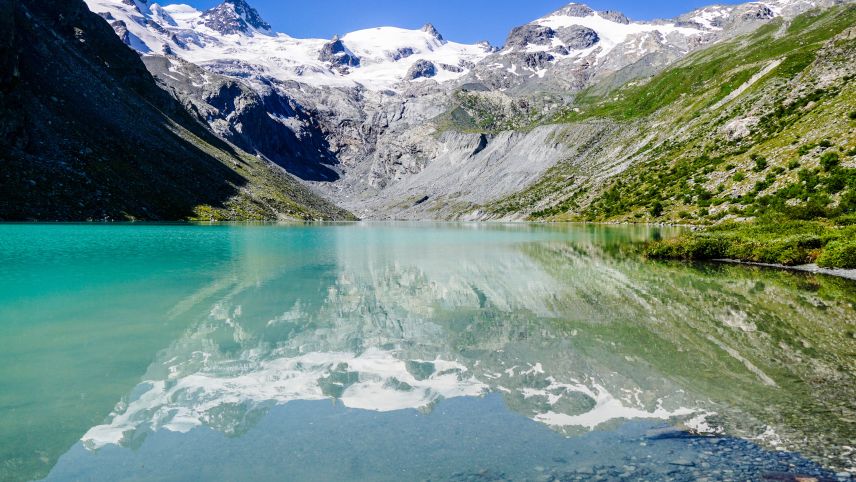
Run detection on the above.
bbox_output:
[817,240,856,269]
[645,219,855,268]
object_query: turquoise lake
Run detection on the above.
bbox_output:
[0,223,854,481]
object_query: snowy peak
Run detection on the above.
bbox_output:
[84,0,847,92]
[341,26,446,64]
[421,23,444,42]
[552,3,596,18]
[201,0,271,35]
[543,3,630,22]
[502,2,703,55]
[676,5,735,30]
[469,2,712,91]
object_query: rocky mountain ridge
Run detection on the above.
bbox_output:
[47,0,856,220]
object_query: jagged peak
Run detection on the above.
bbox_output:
[545,2,631,24]
[201,0,271,35]
[552,3,596,18]
[421,23,444,42]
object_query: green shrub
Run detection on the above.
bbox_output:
[788,160,801,170]
[733,172,746,181]
[644,220,838,266]
[752,156,769,172]
[818,139,833,149]
[798,143,815,156]
[817,240,856,269]
[650,201,664,217]
[849,111,856,120]
[836,214,856,226]
[820,152,840,171]
[686,236,728,258]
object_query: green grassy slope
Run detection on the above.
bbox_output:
[485,6,856,229]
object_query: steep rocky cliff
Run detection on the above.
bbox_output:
[0,0,352,221]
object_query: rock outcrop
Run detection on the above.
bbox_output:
[405,59,437,80]
[0,0,350,221]
[201,0,270,35]
[319,35,360,68]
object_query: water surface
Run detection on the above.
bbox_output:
[0,223,854,481]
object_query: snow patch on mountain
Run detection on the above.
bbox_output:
[532,8,703,59]
[85,0,492,90]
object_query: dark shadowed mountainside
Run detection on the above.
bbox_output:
[0,0,353,221]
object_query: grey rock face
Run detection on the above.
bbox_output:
[599,10,630,24]
[555,4,595,17]
[342,123,615,221]
[319,36,360,67]
[674,20,705,29]
[505,24,556,49]
[556,26,599,49]
[121,0,144,14]
[143,18,166,34]
[143,56,341,182]
[389,47,415,61]
[477,41,499,53]
[737,4,775,21]
[421,23,444,42]
[170,33,188,50]
[201,0,270,35]
[109,20,132,46]
[521,52,555,70]
[439,63,464,73]
[405,60,437,80]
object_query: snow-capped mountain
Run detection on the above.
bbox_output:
[466,3,708,90]
[464,0,843,90]
[85,0,841,93]
[81,0,852,221]
[85,0,493,90]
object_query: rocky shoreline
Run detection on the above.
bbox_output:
[713,259,856,281]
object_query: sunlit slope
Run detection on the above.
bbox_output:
[486,6,856,223]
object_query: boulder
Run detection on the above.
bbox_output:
[405,60,437,80]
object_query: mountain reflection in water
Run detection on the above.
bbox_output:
[0,224,853,481]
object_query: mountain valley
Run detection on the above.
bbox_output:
[2,0,854,225]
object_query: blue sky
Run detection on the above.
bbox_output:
[178,1,730,45]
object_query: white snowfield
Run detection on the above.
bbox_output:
[85,0,492,90]
[532,9,705,59]
[84,0,828,92]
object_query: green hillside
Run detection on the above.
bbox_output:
[481,6,855,267]
[488,6,856,228]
